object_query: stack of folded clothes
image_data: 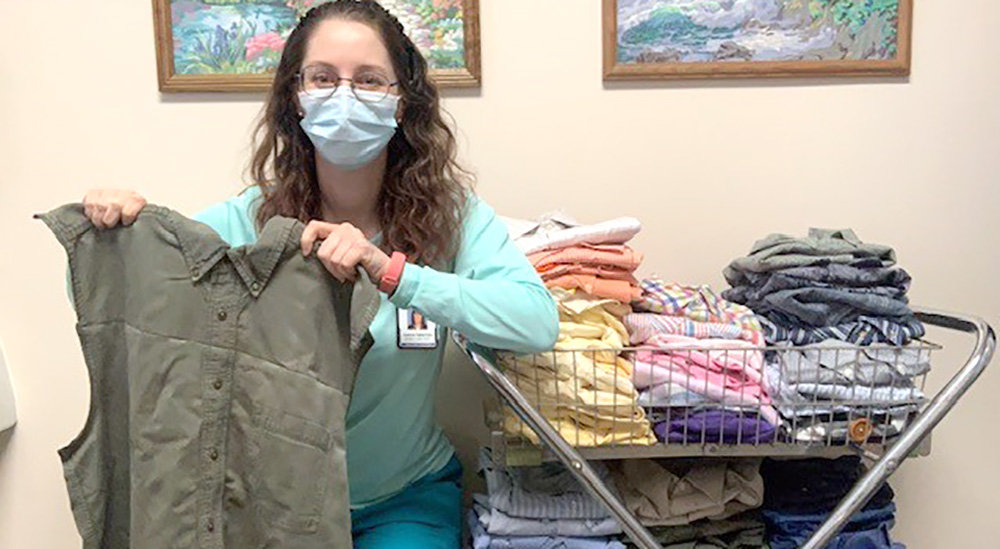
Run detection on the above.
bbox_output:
[530,244,643,303]
[611,459,765,526]
[613,458,767,548]
[471,449,626,549]
[723,229,929,443]
[622,514,769,549]
[499,213,656,447]
[506,211,644,303]
[763,342,930,442]
[625,278,777,444]
[722,229,923,347]
[760,457,905,548]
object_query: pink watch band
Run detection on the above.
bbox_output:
[378,251,407,294]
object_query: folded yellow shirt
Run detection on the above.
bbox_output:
[497,288,655,446]
[503,408,657,447]
[500,353,634,396]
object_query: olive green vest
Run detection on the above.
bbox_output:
[38,204,380,548]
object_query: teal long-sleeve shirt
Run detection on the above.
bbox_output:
[193,186,558,508]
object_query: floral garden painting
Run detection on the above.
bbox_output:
[603,0,912,79]
[155,0,480,92]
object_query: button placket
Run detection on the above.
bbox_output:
[199,268,243,547]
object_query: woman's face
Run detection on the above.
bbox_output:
[302,19,399,98]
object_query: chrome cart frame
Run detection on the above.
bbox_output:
[456,308,996,549]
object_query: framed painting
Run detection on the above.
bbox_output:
[153,0,481,92]
[603,0,912,80]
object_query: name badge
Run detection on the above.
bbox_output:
[397,308,439,349]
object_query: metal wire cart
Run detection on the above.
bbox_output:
[456,309,996,549]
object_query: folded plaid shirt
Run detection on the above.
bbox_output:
[760,316,925,346]
[624,313,764,347]
[633,277,763,334]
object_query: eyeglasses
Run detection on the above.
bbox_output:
[298,65,399,104]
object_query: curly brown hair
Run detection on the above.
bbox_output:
[249,0,472,267]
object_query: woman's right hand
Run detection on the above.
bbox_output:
[82,188,148,229]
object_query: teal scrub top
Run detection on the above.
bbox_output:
[193,186,558,508]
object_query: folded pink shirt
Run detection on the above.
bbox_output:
[631,334,778,425]
[529,244,644,272]
[545,275,642,303]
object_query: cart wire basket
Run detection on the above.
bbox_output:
[456,308,996,549]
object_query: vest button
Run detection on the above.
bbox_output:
[251,282,261,292]
[206,519,215,532]
[217,311,228,321]
[209,448,219,461]
[213,379,223,390]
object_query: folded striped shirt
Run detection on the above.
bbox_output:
[761,316,925,346]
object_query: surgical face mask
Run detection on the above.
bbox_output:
[298,86,400,170]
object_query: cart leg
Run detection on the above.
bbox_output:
[802,310,995,548]
[459,343,664,549]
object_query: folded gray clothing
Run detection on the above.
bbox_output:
[790,383,924,403]
[770,340,931,387]
[473,496,623,537]
[745,287,914,328]
[724,229,896,286]
[787,413,911,443]
[764,362,921,418]
[724,283,907,309]
[479,448,616,520]
[729,264,911,292]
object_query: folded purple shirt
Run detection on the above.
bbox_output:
[654,410,776,444]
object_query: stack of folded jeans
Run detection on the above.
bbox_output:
[625,279,777,444]
[760,457,904,548]
[499,214,656,447]
[722,229,924,347]
[471,449,626,549]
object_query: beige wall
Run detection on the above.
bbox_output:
[1,1,997,547]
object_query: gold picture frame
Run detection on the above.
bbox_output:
[153,0,481,93]
[603,0,912,80]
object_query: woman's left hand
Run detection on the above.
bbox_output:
[300,221,390,284]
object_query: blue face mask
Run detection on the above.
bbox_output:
[298,87,400,171]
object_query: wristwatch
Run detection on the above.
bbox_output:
[378,251,407,294]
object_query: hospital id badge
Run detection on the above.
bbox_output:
[397,308,438,349]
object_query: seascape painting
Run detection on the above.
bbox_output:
[604,0,912,79]
[155,0,480,92]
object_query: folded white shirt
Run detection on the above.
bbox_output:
[501,211,642,255]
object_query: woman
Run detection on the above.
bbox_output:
[81,1,558,547]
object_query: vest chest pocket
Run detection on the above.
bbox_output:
[248,404,335,534]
